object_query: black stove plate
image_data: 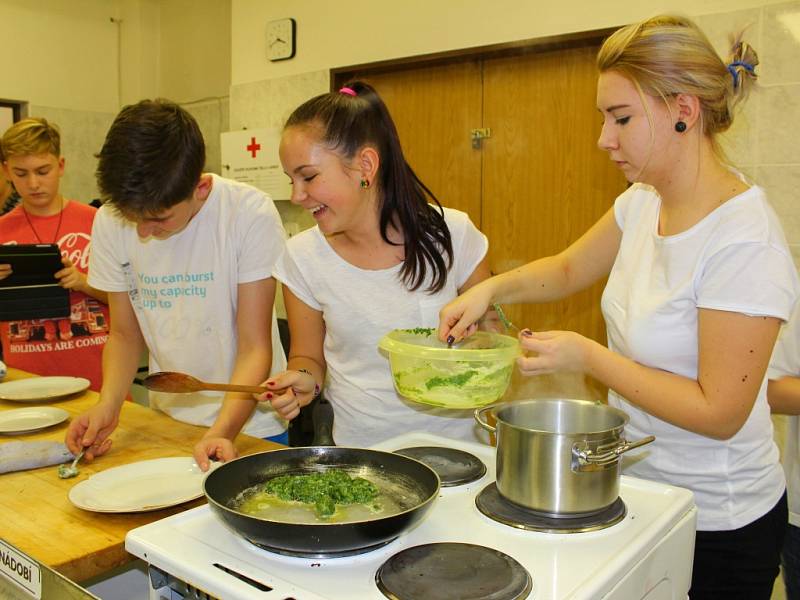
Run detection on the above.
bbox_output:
[376,542,532,600]
[393,446,486,486]
[476,483,627,533]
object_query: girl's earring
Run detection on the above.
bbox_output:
[360,178,370,189]
[674,121,687,133]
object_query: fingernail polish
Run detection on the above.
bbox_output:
[266,380,275,386]
[266,392,273,399]
[521,329,532,337]
[446,335,455,346]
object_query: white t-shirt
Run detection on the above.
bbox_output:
[602,183,798,531]
[769,306,800,528]
[273,207,488,446]
[89,175,288,437]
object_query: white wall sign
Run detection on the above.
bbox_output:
[0,539,41,598]
[220,128,291,200]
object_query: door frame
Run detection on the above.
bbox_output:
[331,27,617,89]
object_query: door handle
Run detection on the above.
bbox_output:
[470,128,491,149]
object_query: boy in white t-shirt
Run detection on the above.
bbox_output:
[64,99,287,470]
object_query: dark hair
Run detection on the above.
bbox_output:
[95,99,206,216]
[285,81,453,293]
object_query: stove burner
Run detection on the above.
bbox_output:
[476,483,627,533]
[394,446,486,486]
[244,536,394,559]
[376,542,532,600]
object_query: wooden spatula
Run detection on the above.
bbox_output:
[142,371,277,395]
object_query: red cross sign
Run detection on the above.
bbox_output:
[246,136,261,158]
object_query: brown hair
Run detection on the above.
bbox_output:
[597,15,758,157]
[1,117,61,160]
[95,99,205,216]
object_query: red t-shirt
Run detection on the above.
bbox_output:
[0,201,109,390]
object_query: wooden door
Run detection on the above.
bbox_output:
[481,45,627,400]
[482,46,626,342]
[348,62,483,221]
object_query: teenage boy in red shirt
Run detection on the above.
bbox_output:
[0,118,109,390]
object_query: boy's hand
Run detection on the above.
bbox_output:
[0,263,11,281]
[193,436,238,472]
[55,257,87,292]
[65,401,119,460]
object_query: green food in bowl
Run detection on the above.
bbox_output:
[378,328,520,409]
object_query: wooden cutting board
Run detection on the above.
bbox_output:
[0,368,280,583]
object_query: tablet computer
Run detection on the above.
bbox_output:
[0,244,69,320]
[0,244,64,287]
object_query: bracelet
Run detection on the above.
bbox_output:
[298,368,321,397]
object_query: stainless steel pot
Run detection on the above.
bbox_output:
[475,398,654,515]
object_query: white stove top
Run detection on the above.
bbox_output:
[126,433,697,600]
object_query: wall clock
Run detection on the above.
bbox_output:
[267,18,296,61]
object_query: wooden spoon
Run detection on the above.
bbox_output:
[142,371,279,395]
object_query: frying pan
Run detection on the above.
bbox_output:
[204,402,441,556]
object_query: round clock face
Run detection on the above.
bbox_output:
[267,18,295,61]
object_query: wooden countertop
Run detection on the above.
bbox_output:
[0,368,280,583]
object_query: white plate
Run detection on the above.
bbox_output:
[68,457,211,513]
[0,377,90,402]
[0,406,70,434]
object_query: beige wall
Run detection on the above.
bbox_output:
[158,0,231,102]
[231,0,792,84]
[1,0,120,112]
[1,0,121,201]
[1,0,232,199]
[118,0,160,106]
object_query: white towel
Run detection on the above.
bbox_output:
[0,441,74,474]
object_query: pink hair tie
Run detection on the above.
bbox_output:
[339,87,357,96]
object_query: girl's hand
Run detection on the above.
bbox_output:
[258,370,318,420]
[516,330,596,376]
[438,285,493,344]
[0,263,11,281]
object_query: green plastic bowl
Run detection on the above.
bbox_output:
[378,328,520,409]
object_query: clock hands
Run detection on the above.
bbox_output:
[269,37,286,47]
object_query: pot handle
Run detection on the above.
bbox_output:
[474,406,496,433]
[574,435,655,467]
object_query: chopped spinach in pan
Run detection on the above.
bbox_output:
[264,469,379,518]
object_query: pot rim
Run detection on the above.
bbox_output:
[489,398,629,435]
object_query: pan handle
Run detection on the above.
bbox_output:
[474,406,496,433]
[312,395,336,446]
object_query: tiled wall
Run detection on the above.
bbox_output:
[28,105,115,204]
[184,98,231,176]
[699,2,800,264]
[229,70,328,316]
[697,2,800,456]
[28,99,230,204]
[229,70,327,231]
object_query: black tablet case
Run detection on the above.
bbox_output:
[0,244,70,320]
